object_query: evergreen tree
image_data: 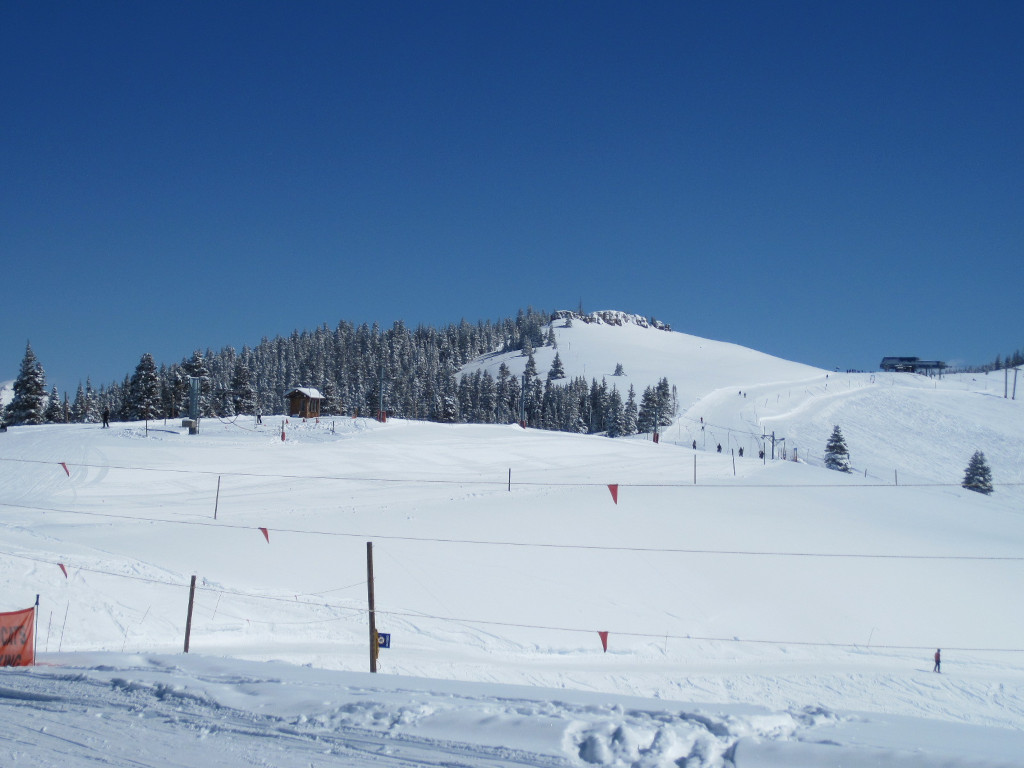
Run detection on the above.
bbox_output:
[320,378,340,416]
[71,382,87,423]
[547,352,566,381]
[623,385,638,435]
[440,394,459,423]
[637,385,659,433]
[523,352,538,380]
[824,425,852,472]
[476,371,496,422]
[8,342,47,425]
[962,450,993,495]
[655,377,674,426]
[44,385,63,423]
[495,363,513,423]
[83,378,100,423]
[605,387,625,437]
[230,360,258,415]
[613,362,625,376]
[129,353,162,421]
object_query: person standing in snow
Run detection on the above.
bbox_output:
[102,408,110,428]
[934,649,941,672]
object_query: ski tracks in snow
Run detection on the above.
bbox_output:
[0,661,862,768]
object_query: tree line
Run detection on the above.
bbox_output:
[2,308,677,438]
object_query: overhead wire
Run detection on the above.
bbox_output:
[0,454,1020,489]
[2,500,1023,561]
[5,549,1024,654]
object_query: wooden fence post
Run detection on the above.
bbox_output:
[184,575,197,653]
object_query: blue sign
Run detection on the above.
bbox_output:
[377,632,391,649]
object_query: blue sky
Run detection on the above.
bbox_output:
[2,1,1021,392]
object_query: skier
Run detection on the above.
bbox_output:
[934,649,941,673]
[692,439,696,450]
[716,443,722,453]
[102,408,110,428]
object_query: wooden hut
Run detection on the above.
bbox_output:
[285,387,323,419]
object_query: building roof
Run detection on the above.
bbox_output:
[284,387,323,399]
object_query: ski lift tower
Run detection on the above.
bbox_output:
[762,430,785,460]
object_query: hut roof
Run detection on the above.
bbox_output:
[284,387,323,399]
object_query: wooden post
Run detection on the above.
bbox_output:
[508,468,511,492]
[184,575,197,653]
[367,542,377,673]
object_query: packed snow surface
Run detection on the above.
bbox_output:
[2,319,1023,766]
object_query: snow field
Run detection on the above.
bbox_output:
[2,318,1024,765]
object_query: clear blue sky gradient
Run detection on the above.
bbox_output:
[3,1,1021,392]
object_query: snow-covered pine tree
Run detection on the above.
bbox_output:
[623,385,638,435]
[823,425,852,473]
[523,351,538,381]
[962,450,993,495]
[44,385,63,423]
[84,378,100,423]
[230,360,258,415]
[547,352,566,381]
[613,362,625,376]
[8,342,47,425]
[495,363,512,423]
[129,353,162,421]
[605,387,624,437]
[320,379,340,416]
[440,393,459,423]
[70,382,87,423]
[655,377,674,426]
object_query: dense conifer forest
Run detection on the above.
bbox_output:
[3,309,677,437]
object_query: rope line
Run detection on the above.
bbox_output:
[4,549,1023,654]
[373,607,1024,654]
[0,455,1020,489]
[2,501,1022,560]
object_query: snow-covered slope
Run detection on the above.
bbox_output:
[466,311,825,412]
[2,320,1023,766]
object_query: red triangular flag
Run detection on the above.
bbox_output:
[58,563,68,578]
[259,527,269,543]
[607,484,618,504]
[61,462,70,477]
[599,631,609,652]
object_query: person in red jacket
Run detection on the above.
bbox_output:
[934,649,941,673]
